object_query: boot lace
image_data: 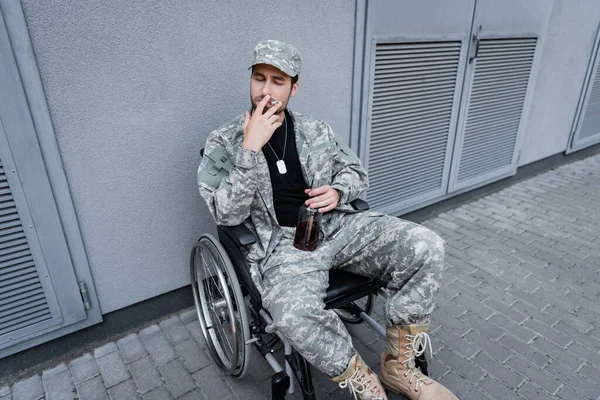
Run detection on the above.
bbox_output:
[401,331,433,392]
[338,367,385,400]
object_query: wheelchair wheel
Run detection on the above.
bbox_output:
[334,293,375,324]
[190,234,251,378]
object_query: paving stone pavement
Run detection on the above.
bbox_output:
[2,154,600,399]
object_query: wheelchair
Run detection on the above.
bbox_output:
[191,153,428,399]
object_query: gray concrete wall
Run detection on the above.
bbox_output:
[519,0,600,166]
[21,0,356,313]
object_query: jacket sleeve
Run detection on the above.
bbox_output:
[325,122,369,204]
[197,132,260,226]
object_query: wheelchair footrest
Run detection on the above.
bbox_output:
[285,352,315,400]
[271,371,290,400]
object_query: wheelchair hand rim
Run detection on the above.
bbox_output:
[193,240,240,374]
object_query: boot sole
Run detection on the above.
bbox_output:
[382,374,459,400]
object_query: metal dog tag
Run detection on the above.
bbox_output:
[276,160,287,174]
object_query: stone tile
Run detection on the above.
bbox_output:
[563,339,600,367]
[530,336,583,371]
[472,351,524,389]
[185,320,205,348]
[554,320,600,353]
[477,375,521,400]
[76,376,108,400]
[512,301,558,327]
[556,383,589,400]
[488,314,537,343]
[141,386,172,400]
[431,308,470,336]
[107,379,139,400]
[482,298,526,324]
[69,353,100,385]
[453,293,495,319]
[433,326,478,359]
[506,356,561,394]
[435,291,467,317]
[464,330,511,364]
[95,350,130,388]
[475,282,515,305]
[11,375,44,400]
[516,382,557,400]
[41,363,68,380]
[579,363,600,386]
[176,389,204,400]
[506,287,549,310]
[192,367,235,399]
[437,371,491,400]
[42,368,76,400]
[460,312,504,341]
[544,361,600,399]
[139,325,177,366]
[94,343,118,358]
[434,347,485,383]
[174,339,212,373]
[179,309,197,324]
[157,359,196,398]
[160,316,191,345]
[128,355,163,394]
[117,334,147,363]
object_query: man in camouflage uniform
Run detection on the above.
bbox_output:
[197,40,458,400]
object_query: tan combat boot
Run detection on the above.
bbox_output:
[380,324,458,400]
[332,353,388,400]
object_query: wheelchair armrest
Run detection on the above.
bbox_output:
[219,223,257,247]
[216,198,366,247]
[349,198,370,211]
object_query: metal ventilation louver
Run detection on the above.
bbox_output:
[0,159,51,336]
[367,41,461,210]
[578,57,600,141]
[457,37,537,183]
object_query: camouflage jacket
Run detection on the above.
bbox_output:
[197,110,369,285]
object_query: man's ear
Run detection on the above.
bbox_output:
[290,81,299,97]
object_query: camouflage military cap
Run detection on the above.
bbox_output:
[251,40,302,77]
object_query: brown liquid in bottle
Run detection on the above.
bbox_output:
[293,220,320,251]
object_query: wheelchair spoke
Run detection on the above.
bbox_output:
[215,317,234,354]
[200,257,217,328]
[200,242,239,369]
[192,234,251,378]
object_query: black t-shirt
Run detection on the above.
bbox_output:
[262,111,309,227]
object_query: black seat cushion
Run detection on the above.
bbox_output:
[217,225,385,310]
[324,270,385,310]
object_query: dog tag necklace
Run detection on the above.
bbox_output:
[266,116,288,174]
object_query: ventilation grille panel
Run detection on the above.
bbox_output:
[457,37,537,183]
[579,54,600,140]
[367,41,461,209]
[0,160,51,336]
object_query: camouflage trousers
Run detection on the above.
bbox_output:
[260,211,445,376]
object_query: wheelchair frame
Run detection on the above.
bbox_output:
[190,200,428,399]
